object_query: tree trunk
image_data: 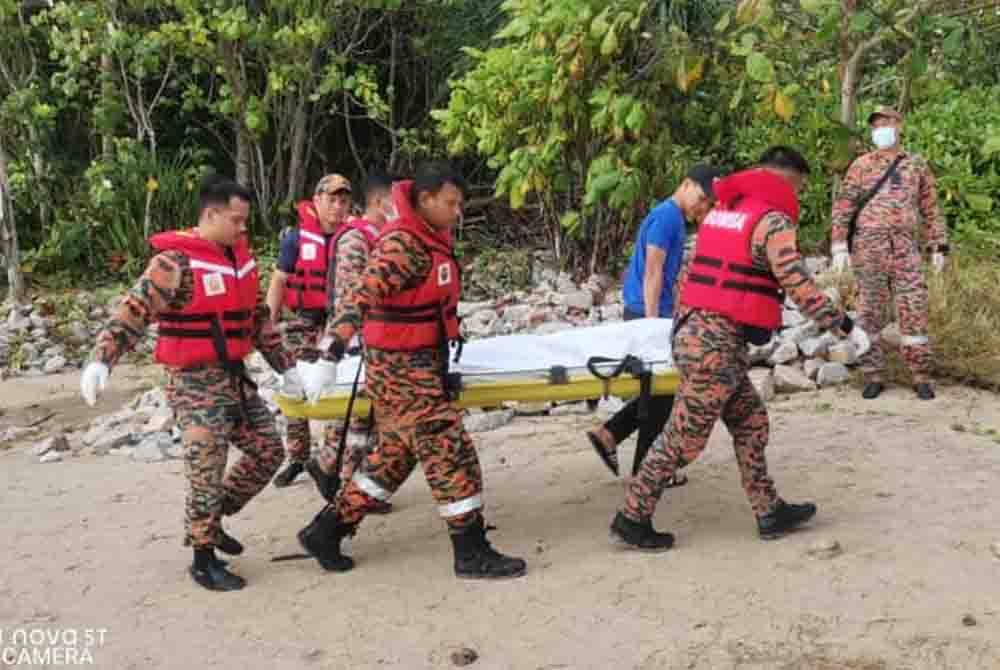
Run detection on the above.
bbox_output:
[0,139,25,303]
[286,94,309,204]
[101,50,114,159]
[235,124,252,187]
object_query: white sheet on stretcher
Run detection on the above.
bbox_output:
[326,317,674,386]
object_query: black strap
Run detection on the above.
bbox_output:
[330,355,366,500]
[847,154,905,252]
[586,355,651,420]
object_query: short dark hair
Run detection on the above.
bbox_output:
[758,146,811,175]
[409,162,466,209]
[199,174,253,214]
[363,171,394,202]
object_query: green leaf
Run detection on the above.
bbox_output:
[942,28,963,57]
[560,210,581,233]
[746,52,774,83]
[715,11,731,32]
[800,0,827,15]
[600,28,618,56]
[850,11,874,33]
[590,171,620,194]
[966,193,994,212]
[625,104,646,131]
[983,136,1000,157]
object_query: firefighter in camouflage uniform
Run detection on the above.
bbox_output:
[81,175,305,592]
[267,174,353,487]
[830,106,948,401]
[295,163,527,580]
[608,148,873,552]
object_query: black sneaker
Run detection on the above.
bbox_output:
[862,382,884,400]
[609,511,675,552]
[914,383,935,400]
[757,500,817,540]
[274,461,305,488]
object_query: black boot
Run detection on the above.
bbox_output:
[914,383,935,400]
[297,506,356,572]
[609,511,675,552]
[757,499,817,540]
[305,459,341,503]
[450,519,527,580]
[862,382,884,400]
[189,548,246,591]
[274,460,305,488]
[217,527,244,556]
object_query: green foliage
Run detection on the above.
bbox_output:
[463,248,534,300]
[436,0,723,271]
[904,86,1000,253]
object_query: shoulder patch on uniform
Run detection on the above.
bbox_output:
[203,272,226,296]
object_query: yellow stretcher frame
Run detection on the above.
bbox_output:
[275,369,680,420]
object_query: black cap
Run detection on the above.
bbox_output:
[686,164,723,200]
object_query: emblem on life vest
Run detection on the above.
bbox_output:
[437,263,452,286]
[203,272,226,297]
[301,242,318,261]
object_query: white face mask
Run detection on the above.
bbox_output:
[872,126,897,149]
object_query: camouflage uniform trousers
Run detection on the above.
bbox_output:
[335,347,483,533]
[166,366,284,548]
[854,230,932,384]
[314,412,376,481]
[623,309,779,521]
[281,314,327,463]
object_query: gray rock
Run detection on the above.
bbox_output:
[89,307,107,320]
[532,321,574,335]
[458,301,494,318]
[773,364,816,393]
[31,435,71,456]
[782,309,805,328]
[461,310,498,339]
[817,362,850,387]
[806,538,842,559]
[748,339,779,365]
[803,358,822,380]
[39,451,63,464]
[600,303,624,322]
[783,320,820,344]
[798,336,830,359]
[29,315,47,330]
[19,342,39,361]
[499,304,532,328]
[43,356,67,374]
[827,341,858,366]
[560,290,594,311]
[822,286,842,308]
[463,409,515,433]
[85,425,136,454]
[7,310,30,332]
[749,369,775,402]
[555,273,576,293]
[69,322,90,343]
[143,412,174,434]
[548,401,592,416]
[768,341,800,366]
[133,433,172,462]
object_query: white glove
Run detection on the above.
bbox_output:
[80,362,110,407]
[280,367,306,400]
[847,324,871,359]
[931,252,946,273]
[299,359,339,405]
[831,243,851,273]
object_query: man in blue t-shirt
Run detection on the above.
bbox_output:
[588,164,722,480]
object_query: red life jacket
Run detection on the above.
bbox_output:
[284,201,332,313]
[150,229,258,369]
[680,169,800,330]
[362,181,461,352]
[332,216,379,251]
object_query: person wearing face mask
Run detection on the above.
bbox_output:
[268,174,354,487]
[608,147,872,551]
[296,162,527,580]
[586,164,722,481]
[79,175,305,591]
[830,107,948,401]
[304,171,397,511]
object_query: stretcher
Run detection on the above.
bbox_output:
[275,318,678,420]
